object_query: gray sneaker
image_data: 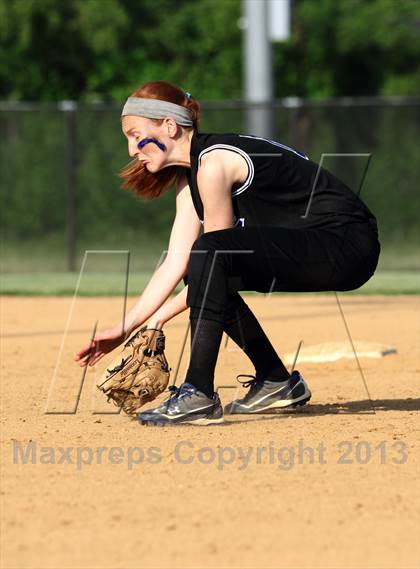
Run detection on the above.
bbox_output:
[224,370,311,414]
[138,382,224,426]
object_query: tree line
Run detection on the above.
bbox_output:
[1,0,419,102]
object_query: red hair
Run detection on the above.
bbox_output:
[120,81,200,201]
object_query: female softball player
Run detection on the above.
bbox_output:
[75,80,380,425]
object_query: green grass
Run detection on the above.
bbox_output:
[0,233,169,273]
[1,270,418,296]
[2,236,419,272]
[0,272,152,296]
[1,235,418,296]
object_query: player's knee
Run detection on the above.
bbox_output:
[188,233,231,280]
[191,232,221,253]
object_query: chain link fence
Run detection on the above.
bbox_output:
[1,97,419,274]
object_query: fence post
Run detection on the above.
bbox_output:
[60,100,77,272]
[243,0,275,139]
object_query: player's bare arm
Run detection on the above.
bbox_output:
[147,174,203,328]
[74,173,201,367]
[197,149,248,232]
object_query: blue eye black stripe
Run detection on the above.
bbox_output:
[137,137,166,151]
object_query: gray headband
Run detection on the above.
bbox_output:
[121,97,194,127]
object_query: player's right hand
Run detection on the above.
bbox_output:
[74,325,128,368]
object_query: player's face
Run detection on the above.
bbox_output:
[121,115,168,172]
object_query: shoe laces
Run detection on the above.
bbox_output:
[167,385,182,400]
[166,384,195,405]
[236,374,261,388]
[236,374,264,401]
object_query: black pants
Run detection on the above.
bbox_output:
[184,219,381,325]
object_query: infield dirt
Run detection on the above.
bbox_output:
[1,294,419,569]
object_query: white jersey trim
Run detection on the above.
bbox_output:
[197,144,255,197]
[238,134,309,160]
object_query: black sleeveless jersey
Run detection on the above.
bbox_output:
[184,131,376,229]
